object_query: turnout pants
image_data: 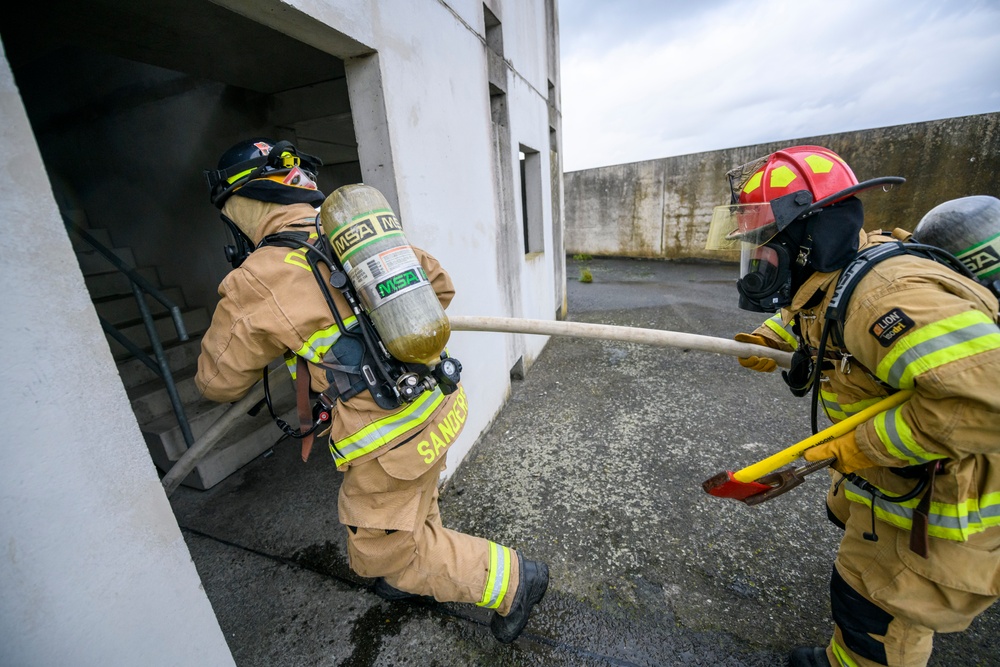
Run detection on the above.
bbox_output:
[824,485,1000,667]
[338,434,519,616]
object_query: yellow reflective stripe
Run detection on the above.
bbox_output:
[876,311,1000,388]
[820,391,884,422]
[873,405,946,465]
[763,314,798,349]
[285,355,297,379]
[831,638,861,667]
[332,388,446,465]
[820,389,848,422]
[844,481,1000,541]
[284,232,320,272]
[294,316,358,363]
[804,154,834,174]
[226,167,256,185]
[477,542,512,609]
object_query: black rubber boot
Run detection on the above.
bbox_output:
[788,646,830,667]
[490,553,549,643]
[373,578,421,602]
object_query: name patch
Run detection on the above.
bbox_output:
[416,388,468,465]
[869,307,915,347]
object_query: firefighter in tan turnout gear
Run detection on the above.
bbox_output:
[196,138,548,643]
[706,146,1000,667]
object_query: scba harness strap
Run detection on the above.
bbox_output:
[789,239,989,423]
[824,241,987,347]
[254,228,462,460]
[811,240,991,556]
[257,357,333,462]
[257,229,409,405]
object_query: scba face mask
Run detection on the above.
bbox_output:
[737,240,794,312]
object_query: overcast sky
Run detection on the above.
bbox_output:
[558,0,1000,172]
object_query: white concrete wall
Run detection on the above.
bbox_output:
[0,47,235,667]
[0,0,561,658]
[302,0,562,469]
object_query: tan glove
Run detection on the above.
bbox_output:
[734,333,777,373]
[803,431,878,475]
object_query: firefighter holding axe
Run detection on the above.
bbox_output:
[704,146,1000,667]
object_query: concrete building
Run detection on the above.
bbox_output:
[0,1,563,664]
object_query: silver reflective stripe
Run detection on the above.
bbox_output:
[844,479,1000,541]
[332,388,444,464]
[884,322,999,387]
[877,406,938,465]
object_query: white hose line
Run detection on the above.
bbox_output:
[163,319,790,496]
[448,316,794,369]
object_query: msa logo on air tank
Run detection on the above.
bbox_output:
[376,268,427,298]
[376,214,402,233]
[331,214,403,257]
[961,246,1000,277]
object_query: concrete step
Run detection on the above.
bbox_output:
[145,402,298,491]
[140,373,296,460]
[127,365,204,425]
[85,266,161,300]
[128,355,295,426]
[143,374,299,490]
[74,245,137,276]
[94,287,187,326]
[106,307,211,361]
[116,338,204,390]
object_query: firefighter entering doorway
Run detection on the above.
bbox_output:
[196,138,548,644]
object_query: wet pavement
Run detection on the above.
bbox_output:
[169,257,1000,667]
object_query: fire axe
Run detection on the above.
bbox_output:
[702,390,914,505]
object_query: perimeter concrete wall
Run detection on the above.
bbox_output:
[565,112,1000,261]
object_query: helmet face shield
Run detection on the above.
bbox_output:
[257,165,319,191]
[707,203,793,313]
[705,202,779,250]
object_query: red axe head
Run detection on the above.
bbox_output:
[702,470,773,501]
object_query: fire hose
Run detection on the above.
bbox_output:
[447,316,794,368]
[162,317,792,497]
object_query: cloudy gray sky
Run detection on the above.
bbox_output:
[558,0,1000,172]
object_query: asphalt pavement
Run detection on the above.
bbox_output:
[168,257,1000,667]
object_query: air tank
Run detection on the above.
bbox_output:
[319,184,450,365]
[913,195,1000,280]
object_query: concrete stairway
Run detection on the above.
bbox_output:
[72,226,296,490]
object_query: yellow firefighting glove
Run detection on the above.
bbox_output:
[803,430,878,475]
[734,333,777,373]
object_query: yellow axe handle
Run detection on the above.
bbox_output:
[732,389,914,483]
